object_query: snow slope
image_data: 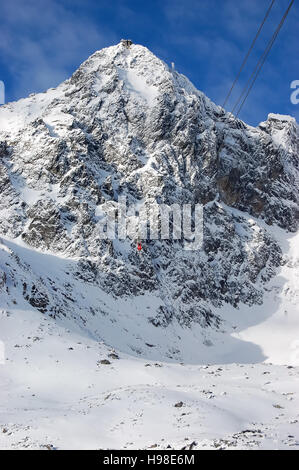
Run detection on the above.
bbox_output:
[1,301,299,450]
[0,225,298,449]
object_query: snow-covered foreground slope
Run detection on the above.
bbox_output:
[0,304,299,450]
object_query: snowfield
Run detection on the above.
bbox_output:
[0,307,299,450]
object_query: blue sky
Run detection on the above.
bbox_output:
[0,0,298,125]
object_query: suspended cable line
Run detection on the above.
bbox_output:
[233,0,295,118]
[222,0,276,109]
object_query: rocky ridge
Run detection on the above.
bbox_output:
[0,41,298,332]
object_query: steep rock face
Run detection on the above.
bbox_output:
[0,42,298,329]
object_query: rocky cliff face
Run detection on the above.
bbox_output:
[0,41,298,332]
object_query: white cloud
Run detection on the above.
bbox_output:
[0,0,117,100]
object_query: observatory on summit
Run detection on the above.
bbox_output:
[121,39,133,48]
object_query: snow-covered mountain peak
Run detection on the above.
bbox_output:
[75,41,200,99]
[1,42,299,452]
[268,113,296,123]
[259,113,299,156]
[0,42,298,346]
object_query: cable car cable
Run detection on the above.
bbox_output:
[233,0,295,118]
[222,0,275,109]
